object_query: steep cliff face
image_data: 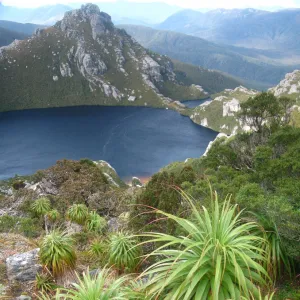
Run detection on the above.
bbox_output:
[268,70,300,100]
[0,4,211,112]
[190,86,258,134]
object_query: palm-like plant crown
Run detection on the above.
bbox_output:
[140,192,269,300]
[40,229,76,277]
[67,204,89,225]
[31,197,51,216]
[109,232,141,273]
[46,209,60,222]
[86,211,107,233]
[58,268,128,299]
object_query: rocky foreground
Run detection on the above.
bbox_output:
[0,158,144,298]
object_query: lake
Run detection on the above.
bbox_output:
[0,106,217,181]
[181,98,212,108]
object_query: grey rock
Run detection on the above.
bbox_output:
[60,62,73,77]
[89,268,101,277]
[16,296,32,300]
[141,55,162,83]
[65,221,83,235]
[6,249,41,282]
[107,217,121,232]
[132,177,143,187]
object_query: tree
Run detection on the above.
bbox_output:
[239,92,292,133]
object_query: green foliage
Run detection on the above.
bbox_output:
[239,92,295,133]
[40,230,76,277]
[109,232,141,273]
[0,215,16,232]
[46,209,60,223]
[80,158,96,167]
[57,268,128,299]
[85,211,107,233]
[140,192,269,299]
[31,197,51,216]
[35,273,57,293]
[130,168,196,234]
[88,240,107,258]
[0,214,40,237]
[253,214,293,281]
[67,204,89,225]
[12,180,25,190]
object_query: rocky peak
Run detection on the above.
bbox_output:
[58,3,114,40]
[268,70,300,97]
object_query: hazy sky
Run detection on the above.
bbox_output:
[2,0,300,9]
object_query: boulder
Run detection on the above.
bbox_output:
[16,296,32,300]
[132,177,143,187]
[6,249,41,282]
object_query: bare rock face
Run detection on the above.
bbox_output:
[269,70,300,96]
[6,249,41,282]
[141,55,163,83]
[223,98,241,117]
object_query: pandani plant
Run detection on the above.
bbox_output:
[109,231,141,273]
[138,190,271,300]
[40,229,76,278]
[66,204,89,225]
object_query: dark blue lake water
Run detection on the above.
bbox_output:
[0,106,217,181]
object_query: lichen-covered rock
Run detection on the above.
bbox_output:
[60,62,73,77]
[6,249,41,282]
[190,86,258,134]
[223,98,241,117]
[141,55,162,83]
[269,70,300,97]
[132,177,143,187]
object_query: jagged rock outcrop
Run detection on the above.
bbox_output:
[269,70,300,98]
[132,177,143,187]
[6,249,41,282]
[190,86,258,134]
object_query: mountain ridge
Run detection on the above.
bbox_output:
[0,4,240,112]
[158,8,300,53]
[120,24,299,88]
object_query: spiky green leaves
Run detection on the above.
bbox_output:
[46,210,60,223]
[140,193,270,300]
[85,211,107,233]
[109,232,141,273]
[40,230,76,277]
[58,268,128,300]
[31,197,51,216]
[89,240,107,257]
[254,213,293,281]
[67,204,89,225]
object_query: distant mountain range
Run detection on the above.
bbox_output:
[158,8,300,52]
[0,2,181,25]
[0,4,240,112]
[0,20,46,35]
[0,3,71,25]
[121,25,297,89]
[0,27,28,47]
[0,20,47,47]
